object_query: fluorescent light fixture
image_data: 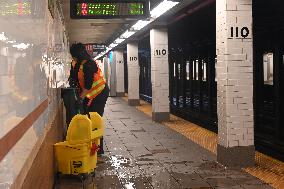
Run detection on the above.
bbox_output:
[132,20,151,31]
[0,32,8,41]
[6,40,16,44]
[150,0,179,18]
[114,38,125,44]
[0,47,8,56]
[109,43,118,48]
[13,43,31,50]
[120,31,135,39]
[94,0,179,60]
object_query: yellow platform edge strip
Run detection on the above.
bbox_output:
[121,97,284,189]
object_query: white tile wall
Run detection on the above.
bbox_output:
[127,42,139,100]
[150,28,169,113]
[0,0,69,187]
[216,0,254,148]
[109,53,117,96]
[115,50,125,93]
[103,57,111,87]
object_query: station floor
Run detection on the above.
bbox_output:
[56,97,274,189]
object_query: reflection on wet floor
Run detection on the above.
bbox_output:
[56,98,272,189]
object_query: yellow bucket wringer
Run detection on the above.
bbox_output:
[54,112,104,175]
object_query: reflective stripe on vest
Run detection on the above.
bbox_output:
[78,65,85,89]
[78,62,105,100]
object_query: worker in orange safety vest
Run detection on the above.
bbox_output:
[70,43,109,155]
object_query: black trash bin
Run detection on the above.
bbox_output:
[61,88,84,128]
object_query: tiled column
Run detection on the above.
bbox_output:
[127,42,140,106]
[216,0,254,167]
[109,54,116,97]
[150,28,170,122]
[115,50,125,97]
[103,57,111,90]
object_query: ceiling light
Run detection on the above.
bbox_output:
[114,38,125,44]
[6,40,16,44]
[109,43,118,48]
[0,32,8,41]
[13,43,30,50]
[151,0,179,18]
[120,31,135,39]
[131,20,151,31]
[94,0,180,60]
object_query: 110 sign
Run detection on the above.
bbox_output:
[230,27,250,38]
[129,57,138,61]
[154,49,167,56]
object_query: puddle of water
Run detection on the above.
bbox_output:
[171,161,189,165]
[137,158,155,162]
[198,161,224,171]
[109,155,133,169]
[138,154,153,157]
[124,182,135,189]
[150,149,171,154]
[130,129,146,133]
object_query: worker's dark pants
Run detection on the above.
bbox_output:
[83,85,109,155]
[62,88,83,127]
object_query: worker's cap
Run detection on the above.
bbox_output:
[70,43,88,59]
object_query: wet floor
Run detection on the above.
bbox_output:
[56,98,272,189]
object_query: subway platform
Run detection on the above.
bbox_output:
[57,97,272,189]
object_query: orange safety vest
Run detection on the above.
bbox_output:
[78,60,106,105]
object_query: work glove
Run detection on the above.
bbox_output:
[75,97,83,109]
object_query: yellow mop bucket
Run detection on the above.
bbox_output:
[54,113,104,175]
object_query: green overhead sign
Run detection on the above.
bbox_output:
[70,0,149,19]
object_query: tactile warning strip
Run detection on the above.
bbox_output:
[121,97,284,189]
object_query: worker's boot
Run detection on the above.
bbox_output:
[97,137,104,156]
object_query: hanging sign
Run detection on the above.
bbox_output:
[84,43,106,57]
[70,0,150,19]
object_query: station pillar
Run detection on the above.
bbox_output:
[103,56,110,88]
[216,0,254,167]
[150,28,170,122]
[127,42,140,106]
[114,50,125,97]
[109,55,117,97]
